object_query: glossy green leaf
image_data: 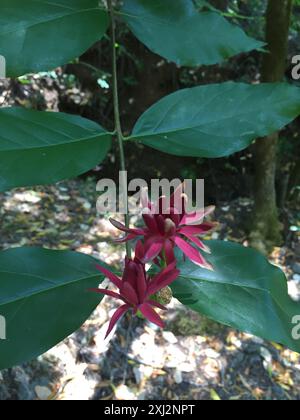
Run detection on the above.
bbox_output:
[172,241,300,353]
[0,0,108,77]
[0,247,104,370]
[0,108,111,191]
[121,0,263,66]
[129,82,300,158]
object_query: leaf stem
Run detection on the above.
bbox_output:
[108,0,131,258]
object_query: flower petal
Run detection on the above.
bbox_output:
[164,239,176,264]
[147,299,168,311]
[156,195,169,215]
[147,266,180,296]
[123,258,138,285]
[174,236,213,270]
[179,232,211,254]
[170,182,185,210]
[121,282,139,305]
[136,264,148,302]
[156,215,166,235]
[114,233,137,243]
[109,218,130,232]
[143,214,159,233]
[134,240,145,262]
[169,211,181,226]
[143,239,164,262]
[105,304,130,338]
[96,264,122,289]
[89,288,125,302]
[139,303,165,328]
[203,205,216,217]
[110,218,145,236]
[180,206,215,226]
[179,223,215,236]
[141,186,151,210]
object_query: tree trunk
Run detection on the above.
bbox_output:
[290,158,300,201]
[250,0,292,254]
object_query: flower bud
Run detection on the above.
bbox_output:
[164,218,176,235]
[155,286,173,305]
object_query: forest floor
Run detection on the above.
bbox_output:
[0,178,299,400]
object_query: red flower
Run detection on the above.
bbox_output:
[91,249,180,338]
[110,185,216,269]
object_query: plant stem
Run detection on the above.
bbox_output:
[161,249,167,269]
[108,0,131,257]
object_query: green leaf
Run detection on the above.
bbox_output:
[121,0,263,67]
[129,82,300,158]
[0,0,108,77]
[172,241,300,353]
[0,247,104,370]
[0,108,111,191]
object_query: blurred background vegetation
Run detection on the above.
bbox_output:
[11,0,299,220]
[0,0,299,401]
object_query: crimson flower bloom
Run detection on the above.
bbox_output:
[91,252,180,338]
[110,186,216,270]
